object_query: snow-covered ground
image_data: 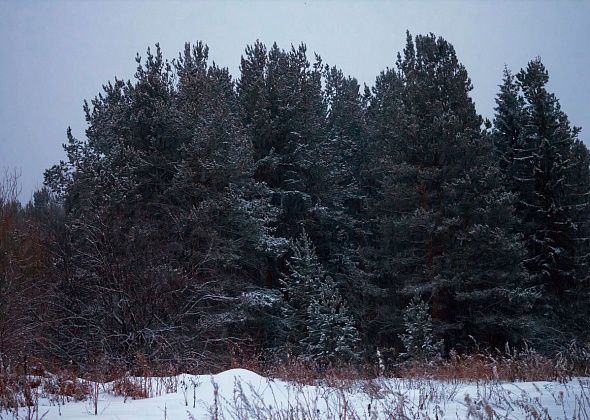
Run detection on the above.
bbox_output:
[10,368,590,419]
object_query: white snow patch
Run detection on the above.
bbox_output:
[10,369,590,419]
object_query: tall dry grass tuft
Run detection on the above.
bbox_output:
[393,342,589,383]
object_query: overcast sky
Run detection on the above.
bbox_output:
[1,0,589,201]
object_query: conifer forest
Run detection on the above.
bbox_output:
[2,32,590,373]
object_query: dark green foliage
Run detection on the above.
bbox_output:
[238,42,326,240]
[238,43,371,345]
[5,34,585,368]
[493,58,590,349]
[365,33,535,351]
[280,230,327,351]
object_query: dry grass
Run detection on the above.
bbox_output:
[44,371,90,402]
[258,341,590,387]
[206,369,590,420]
[111,376,149,400]
[1,342,589,418]
[393,342,589,383]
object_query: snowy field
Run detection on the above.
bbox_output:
[8,368,590,419]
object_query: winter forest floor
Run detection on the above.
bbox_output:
[4,366,590,419]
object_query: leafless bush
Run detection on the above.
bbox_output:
[43,369,90,403]
[0,357,49,419]
[0,168,21,205]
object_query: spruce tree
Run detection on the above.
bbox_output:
[282,230,361,362]
[517,59,582,298]
[303,275,361,363]
[281,230,326,352]
[400,297,443,362]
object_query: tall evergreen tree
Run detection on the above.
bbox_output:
[238,43,328,297]
[306,64,376,349]
[366,33,534,350]
[238,42,326,240]
[493,68,526,183]
[494,58,590,347]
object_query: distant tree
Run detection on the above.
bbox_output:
[0,171,52,361]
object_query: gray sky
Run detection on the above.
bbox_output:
[1,0,589,201]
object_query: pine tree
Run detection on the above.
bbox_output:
[306,64,375,350]
[493,68,526,186]
[237,42,330,302]
[238,42,326,240]
[43,43,279,364]
[238,43,372,352]
[494,58,590,347]
[366,33,534,350]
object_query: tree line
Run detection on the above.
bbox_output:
[1,32,589,369]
